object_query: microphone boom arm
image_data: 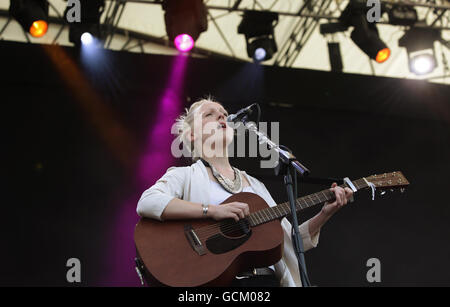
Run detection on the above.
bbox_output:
[243,121,310,177]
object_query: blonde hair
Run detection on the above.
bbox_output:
[175,96,222,161]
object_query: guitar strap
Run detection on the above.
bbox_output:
[199,158,210,168]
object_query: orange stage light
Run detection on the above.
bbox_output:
[29,20,48,38]
[376,48,390,63]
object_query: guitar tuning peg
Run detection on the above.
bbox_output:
[380,191,386,196]
[400,188,405,193]
[390,189,394,192]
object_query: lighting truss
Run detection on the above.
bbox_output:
[0,0,449,79]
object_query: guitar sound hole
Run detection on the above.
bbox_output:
[205,219,252,254]
[220,218,251,238]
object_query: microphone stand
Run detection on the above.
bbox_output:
[238,116,312,287]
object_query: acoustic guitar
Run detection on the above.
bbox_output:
[134,171,409,287]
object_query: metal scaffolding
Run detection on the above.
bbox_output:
[0,0,449,81]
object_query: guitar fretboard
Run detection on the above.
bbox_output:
[247,178,369,227]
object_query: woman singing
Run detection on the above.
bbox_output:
[136,98,353,287]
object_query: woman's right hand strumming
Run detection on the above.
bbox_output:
[209,202,250,221]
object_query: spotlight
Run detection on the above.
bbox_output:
[29,20,48,38]
[174,34,195,52]
[375,48,390,63]
[399,27,441,75]
[80,32,94,46]
[336,1,390,63]
[388,5,418,26]
[410,53,436,75]
[350,14,390,63]
[9,0,49,38]
[248,36,277,62]
[254,47,267,62]
[163,0,208,52]
[238,10,278,62]
[66,0,105,46]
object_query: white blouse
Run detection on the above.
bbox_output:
[208,180,255,206]
[136,159,320,287]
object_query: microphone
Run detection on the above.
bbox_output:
[227,103,257,124]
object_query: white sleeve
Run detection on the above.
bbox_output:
[283,218,320,252]
[136,166,186,221]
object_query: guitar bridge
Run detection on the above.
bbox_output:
[184,224,206,256]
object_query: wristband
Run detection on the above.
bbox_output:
[202,203,209,216]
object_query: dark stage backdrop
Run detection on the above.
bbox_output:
[1,41,449,286]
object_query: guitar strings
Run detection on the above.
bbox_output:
[191,171,363,238]
[193,190,334,238]
[195,177,396,239]
[194,219,250,241]
[193,183,356,240]
[193,206,291,240]
[193,208,283,239]
[194,218,274,242]
[194,217,248,234]
[196,178,393,241]
[193,195,329,239]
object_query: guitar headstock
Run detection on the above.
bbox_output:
[365,171,410,194]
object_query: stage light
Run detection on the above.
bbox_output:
[29,20,48,38]
[375,48,390,63]
[399,27,441,75]
[254,48,267,62]
[333,1,390,63]
[67,0,104,46]
[388,5,418,26]
[248,36,277,62]
[174,34,194,52]
[238,10,278,62]
[163,0,208,52]
[350,14,390,63]
[410,54,436,75]
[81,32,94,45]
[320,3,389,64]
[9,0,49,38]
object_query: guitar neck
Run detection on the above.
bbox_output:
[247,178,370,227]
